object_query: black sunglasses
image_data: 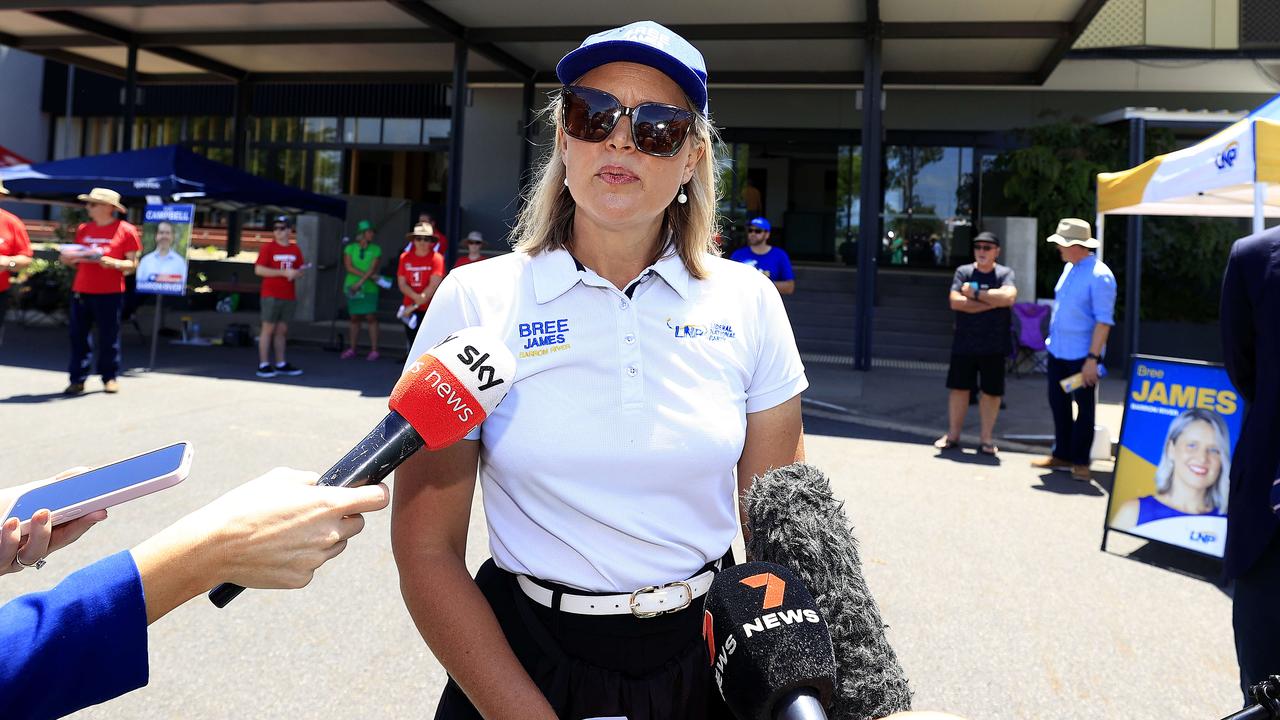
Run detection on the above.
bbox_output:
[272,225,288,231]
[561,86,695,157]
[747,228,767,234]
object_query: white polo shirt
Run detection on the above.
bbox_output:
[405,247,807,592]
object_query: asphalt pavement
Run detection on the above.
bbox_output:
[0,324,1239,719]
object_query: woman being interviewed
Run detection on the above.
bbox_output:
[392,21,806,720]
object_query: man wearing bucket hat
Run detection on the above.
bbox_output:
[60,188,141,395]
[395,222,445,342]
[1031,218,1116,481]
[0,180,34,313]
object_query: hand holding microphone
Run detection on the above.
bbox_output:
[208,327,515,607]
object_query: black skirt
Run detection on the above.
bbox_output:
[435,559,735,720]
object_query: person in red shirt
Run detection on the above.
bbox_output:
[0,180,34,310]
[253,215,305,378]
[403,212,448,256]
[453,230,486,269]
[395,223,445,343]
[60,188,141,396]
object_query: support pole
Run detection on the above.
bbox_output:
[445,41,468,270]
[518,80,535,206]
[854,0,883,372]
[122,44,137,151]
[148,295,163,370]
[63,65,75,158]
[1122,117,1144,359]
[1254,181,1266,235]
[226,80,252,258]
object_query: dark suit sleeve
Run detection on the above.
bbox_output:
[1221,238,1257,403]
[0,551,149,719]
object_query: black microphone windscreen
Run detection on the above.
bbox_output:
[745,462,912,720]
[704,561,836,720]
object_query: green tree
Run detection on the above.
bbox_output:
[992,115,1244,322]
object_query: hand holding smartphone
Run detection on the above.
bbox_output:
[0,442,193,537]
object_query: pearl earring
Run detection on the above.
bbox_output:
[677,185,688,204]
[564,177,569,188]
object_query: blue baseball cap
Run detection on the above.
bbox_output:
[748,217,771,232]
[557,21,708,115]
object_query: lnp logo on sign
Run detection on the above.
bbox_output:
[1215,141,1239,170]
[667,318,736,342]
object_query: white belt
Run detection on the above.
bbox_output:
[517,570,717,618]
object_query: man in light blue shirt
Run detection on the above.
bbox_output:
[1031,218,1117,481]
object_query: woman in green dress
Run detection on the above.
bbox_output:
[342,219,383,360]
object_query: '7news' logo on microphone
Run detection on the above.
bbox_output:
[705,570,822,690]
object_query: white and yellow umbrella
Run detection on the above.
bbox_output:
[1097,95,1280,239]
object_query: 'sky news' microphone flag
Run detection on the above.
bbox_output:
[209,327,515,608]
[704,561,837,720]
[745,463,912,720]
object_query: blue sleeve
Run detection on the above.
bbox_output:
[773,250,795,281]
[0,551,149,720]
[1091,266,1117,326]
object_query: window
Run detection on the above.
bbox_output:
[382,118,422,145]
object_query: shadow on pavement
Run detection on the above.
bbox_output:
[0,325,401,399]
[1029,469,1106,497]
[1115,540,1229,591]
[933,448,1001,467]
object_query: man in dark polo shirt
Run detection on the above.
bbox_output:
[935,231,1017,455]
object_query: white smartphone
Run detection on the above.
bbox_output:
[1,441,193,536]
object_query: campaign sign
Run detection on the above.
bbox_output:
[1104,355,1243,559]
[136,204,193,296]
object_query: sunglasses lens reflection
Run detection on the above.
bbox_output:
[562,86,694,157]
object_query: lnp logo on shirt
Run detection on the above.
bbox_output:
[667,318,735,342]
[518,318,572,358]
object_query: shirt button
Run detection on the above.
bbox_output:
[624,334,636,344]
[619,300,629,310]
[626,366,638,377]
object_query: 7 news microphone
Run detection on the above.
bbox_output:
[704,560,837,720]
[741,462,912,720]
[207,327,515,608]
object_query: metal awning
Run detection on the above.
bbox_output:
[0,0,1105,87]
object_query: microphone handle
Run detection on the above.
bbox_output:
[775,688,828,720]
[208,412,424,608]
[1221,705,1278,720]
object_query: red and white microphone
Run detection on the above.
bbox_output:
[208,326,515,607]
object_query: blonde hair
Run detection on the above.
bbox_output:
[511,88,722,279]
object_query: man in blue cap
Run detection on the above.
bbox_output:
[730,217,795,295]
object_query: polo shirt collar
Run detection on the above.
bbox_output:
[530,245,691,303]
[531,248,583,304]
[649,248,690,300]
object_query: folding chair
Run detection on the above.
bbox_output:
[1008,302,1050,376]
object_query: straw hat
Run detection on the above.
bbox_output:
[0,178,8,196]
[77,187,126,212]
[1046,218,1100,249]
[406,222,438,239]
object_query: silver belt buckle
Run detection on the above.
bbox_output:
[629,580,693,618]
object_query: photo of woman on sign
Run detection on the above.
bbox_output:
[1112,408,1231,535]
